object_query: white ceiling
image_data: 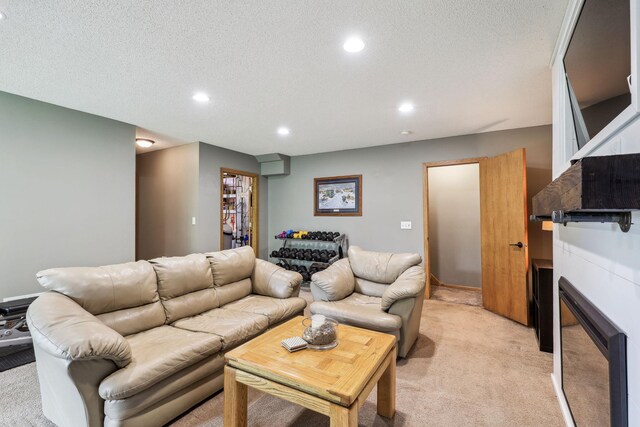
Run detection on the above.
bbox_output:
[0,1,568,156]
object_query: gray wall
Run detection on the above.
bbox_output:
[526,167,554,262]
[268,125,553,265]
[136,143,200,260]
[0,91,136,299]
[136,142,268,260]
[198,142,268,260]
[428,164,481,287]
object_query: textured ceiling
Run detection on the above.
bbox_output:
[0,1,568,156]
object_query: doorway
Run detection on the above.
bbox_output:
[422,149,530,325]
[220,168,258,254]
[427,162,482,306]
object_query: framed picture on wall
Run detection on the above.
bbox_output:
[314,175,362,216]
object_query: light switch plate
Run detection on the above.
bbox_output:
[400,221,412,230]
[192,217,197,225]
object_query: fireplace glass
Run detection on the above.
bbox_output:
[559,277,627,427]
[561,298,610,426]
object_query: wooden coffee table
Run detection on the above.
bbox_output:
[223,316,397,426]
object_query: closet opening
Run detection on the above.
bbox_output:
[220,168,258,254]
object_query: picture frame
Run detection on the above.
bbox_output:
[314,175,362,216]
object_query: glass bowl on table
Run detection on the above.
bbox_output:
[302,314,338,350]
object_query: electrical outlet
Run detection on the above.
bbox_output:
[400,221,412,230]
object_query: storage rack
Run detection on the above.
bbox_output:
[271,232,347,288]
[222,174,254,249]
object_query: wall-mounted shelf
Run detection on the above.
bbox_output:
[531,154,640,232]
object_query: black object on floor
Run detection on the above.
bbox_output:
[0,344,35,372]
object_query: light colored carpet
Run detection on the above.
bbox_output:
[0,294,563,427]
[431,284,482,307]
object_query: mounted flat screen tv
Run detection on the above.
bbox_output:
[564,0,631,150]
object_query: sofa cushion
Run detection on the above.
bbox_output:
[36,261,159,315]
[36,261,165,336]
[221,295,307,326]
[354,277,388,297]
[99,325,222,400]
[340,292,384,306]
[348,246,422,284]
[103,353,225,421]
[310,292,402,333]
[206,246,255,286]
[150,254,219,323]
[150,254,213,299]
[214,278,252,306]
[97,301,167,337]
[172,308,268,349]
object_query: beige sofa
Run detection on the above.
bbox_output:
[310,246,425,358]
[26,246,306,427]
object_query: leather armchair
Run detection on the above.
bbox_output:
[310,246,425,357]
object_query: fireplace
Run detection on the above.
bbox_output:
[559,277,627,427]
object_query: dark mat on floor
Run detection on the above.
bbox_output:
[0,344,35,372]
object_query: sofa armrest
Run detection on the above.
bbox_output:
[310,258,355,301]
[27,292,132,368]
[252,259,302,298]
[381,266,426,310]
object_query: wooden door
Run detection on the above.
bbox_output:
[479,148,529,325]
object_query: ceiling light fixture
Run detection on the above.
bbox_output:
[398,103,415,113]
[277,127,290,136]
[343,37,365,53]
[0,11,6,20]
[400,130,412,135]
[192,92,210,103]
[136,138,155,148]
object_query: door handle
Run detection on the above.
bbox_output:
[509,242,524,248]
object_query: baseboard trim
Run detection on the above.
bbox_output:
[430,274,443,287]
[551,373,574,427]
[433,281,482,292]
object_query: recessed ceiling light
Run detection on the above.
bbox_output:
[400,130,412,135]
[192,92,210,103]
[343,37,365,53]
[398,103,415,113]
[136,138,155,148]
[0,11,6,20]
[277,127,290,136]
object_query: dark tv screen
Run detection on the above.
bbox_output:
[564,0,631,149]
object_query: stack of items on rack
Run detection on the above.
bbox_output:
[274,263,326,283]
[271,229,347,284]
[276,230,341,241]
[270,248,337,263]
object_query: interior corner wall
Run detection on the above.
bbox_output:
[136,142,266,261]
[428,163,481,287]
[0,91,136,299]
[267,125,553,265]
[197,142,268,260]
[136,143,200,260]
